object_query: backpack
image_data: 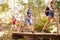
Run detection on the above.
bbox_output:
[45,6,50,16]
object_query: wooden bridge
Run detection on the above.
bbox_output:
[12,32,60,40]
[12,21,60,40]
[12,23,60,40]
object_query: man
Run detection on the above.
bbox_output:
[24,6,34,33]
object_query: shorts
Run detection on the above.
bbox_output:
[24,18,32,26]
[11,25,15,29]
[46,12,54,17]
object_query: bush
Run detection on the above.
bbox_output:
[34,17,46,32]
[0,3,9,13]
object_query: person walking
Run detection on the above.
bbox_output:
[42,0,58,32]
[24,6,34,33]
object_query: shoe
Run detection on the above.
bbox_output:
[21,30,24,32]
[31,31,35,33]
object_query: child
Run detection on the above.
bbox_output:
[11,16,16,31]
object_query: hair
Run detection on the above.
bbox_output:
[19,10,22,13]
[50,1,54,4]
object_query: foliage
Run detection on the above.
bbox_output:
[0,5,3,13]
[34,17,46,32]
[0,3,9,13]
[2,3,9,11]
[54,0,58,9]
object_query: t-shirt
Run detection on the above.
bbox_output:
[12,19,16,25]
[16,13,22,21]
[25,9,31,18]
[27,9,31,14]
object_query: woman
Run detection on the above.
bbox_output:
[15,10,22,33]
[42,1,58,32]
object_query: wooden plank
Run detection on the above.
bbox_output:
[12,32,60,40]
[13,32,57,35]
[12,32,60,38]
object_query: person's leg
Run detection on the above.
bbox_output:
[11,25,15,30]
[14,23,17,32]
[24,19,27,26]
[16,21,20,32]
[24,19,28,31]
[29,19,34,32]
[21,24,24,32]
[52,16,58,24]
[42,16,51,32]
[14,25,17,32]
[52,16,59,33]
[17,27,20,33]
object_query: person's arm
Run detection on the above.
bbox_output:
[46,10,50,12]
[31,10,32,18]
[48,5,53,11]
[25,9,27,16]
